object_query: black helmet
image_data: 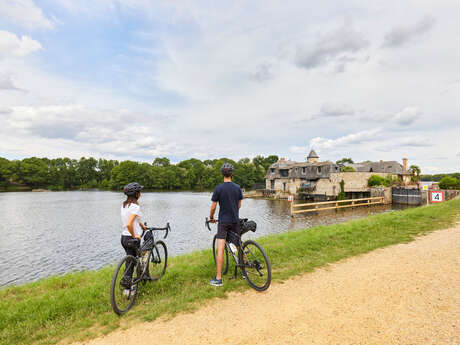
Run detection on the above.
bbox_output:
[123,182,143,196]
[221,163,234,176]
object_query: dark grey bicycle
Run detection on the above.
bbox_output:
[110,223,170,315]
[206,218,271,291]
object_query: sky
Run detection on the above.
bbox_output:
[0,0,459,173]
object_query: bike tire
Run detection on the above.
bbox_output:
[148,240,168,281]
[110,255,139,315]
[240,240,271,291]
[212,234,229,275]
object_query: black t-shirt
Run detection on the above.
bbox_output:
[211,182,243,223]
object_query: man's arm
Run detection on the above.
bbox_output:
[238,199,242,209]
[209,201,217,222]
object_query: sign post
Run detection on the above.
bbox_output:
[288,195,294,216]
[422,185,429,205]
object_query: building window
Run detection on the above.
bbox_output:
[280,169,289,177]
[317,166,322,173]
[270,168,275,174]
[302,167,306,174]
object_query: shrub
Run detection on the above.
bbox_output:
[337,179,346,200]
[368,175,385,187]
[439,176,460,190]
[341,166,355,172]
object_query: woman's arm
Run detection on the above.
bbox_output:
[126,214,140,239]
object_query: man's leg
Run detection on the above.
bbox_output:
[215,238,226,280]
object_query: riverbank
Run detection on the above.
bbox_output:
[74,221,460,345]
[1,200,459,345]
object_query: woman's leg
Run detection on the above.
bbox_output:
[121,236,138,282]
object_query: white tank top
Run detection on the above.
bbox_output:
[120,203,143,237]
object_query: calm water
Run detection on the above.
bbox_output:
[0,191,406,287]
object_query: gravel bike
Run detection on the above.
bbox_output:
[110,223,170,315]
[206,218,271,291]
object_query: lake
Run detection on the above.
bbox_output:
[0,191,405,287]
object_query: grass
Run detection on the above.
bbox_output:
[1,199,459,345]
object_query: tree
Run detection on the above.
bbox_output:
[153,157,170,167]
[337,180,346,200]
[16,157,49,188]
[0,157,12,187]
[409,165,421,182]
[336,157,354,165]
[439,176,460,190]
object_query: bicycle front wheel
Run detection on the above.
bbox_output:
[110,255,140,315]
[147,240,168,281]
[212,234,229,275]
[240,240,271,291]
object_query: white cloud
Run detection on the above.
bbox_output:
[0,1,459,173]
[308,129,383,151]
[393,106,421,126]
[0,31,42,59]
[295,22,369,69]
[383,16,435,48]
[0,0,54,30]
[0,73,25,91]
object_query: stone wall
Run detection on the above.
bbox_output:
[315,172,392,196]
[267,172,400,198]
[371,187,392,204]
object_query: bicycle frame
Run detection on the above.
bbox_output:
[206,218,250,279]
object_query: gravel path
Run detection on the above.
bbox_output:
[75,224,460,345]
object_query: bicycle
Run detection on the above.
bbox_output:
[206,218,271,291]
[110,223,170,315]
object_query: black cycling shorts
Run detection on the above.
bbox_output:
[217,223,241,245]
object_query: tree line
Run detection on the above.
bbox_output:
[0,156,279,191]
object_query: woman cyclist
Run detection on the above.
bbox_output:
[120,182,147,289]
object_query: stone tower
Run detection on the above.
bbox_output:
[307,149,319,163]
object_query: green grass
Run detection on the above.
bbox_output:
[1,200,460,345]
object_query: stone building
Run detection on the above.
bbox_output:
[265,150,411,199]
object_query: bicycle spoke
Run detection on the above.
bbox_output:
[110,256,139,315]
[241,240,271,291]
[147,241,168,281]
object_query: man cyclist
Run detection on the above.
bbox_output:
[209,163,243,286]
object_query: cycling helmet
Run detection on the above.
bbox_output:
[221,163,234,176]
[123,182,144,196]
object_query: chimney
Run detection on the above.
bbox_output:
[402,158,408,171]
[280,157,286,164]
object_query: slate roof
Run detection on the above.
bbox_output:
[307,149,319,158]
[346,161,405,174]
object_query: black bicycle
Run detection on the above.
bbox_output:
[110,223,170,315]
[206,218,271,291]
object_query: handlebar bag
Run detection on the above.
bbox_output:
[241,220,257,235]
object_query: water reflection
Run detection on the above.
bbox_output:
[0,191,407,287]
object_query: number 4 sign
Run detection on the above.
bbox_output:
[430,191,444,203]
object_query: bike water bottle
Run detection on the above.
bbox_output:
[229,243,237,254]
[142,250,149,264]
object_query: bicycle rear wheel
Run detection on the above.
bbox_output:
[240,240,271,291]
[110,255,140,315]
[147,241,168,281]
[212,234,229,275]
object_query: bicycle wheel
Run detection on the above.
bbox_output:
[147,241,168,281]
[212,234,228,275]
[110,255,140,315]
[240,240,271,291]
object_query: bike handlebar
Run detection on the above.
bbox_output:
[205,217,216,231]
[144,222,171,239]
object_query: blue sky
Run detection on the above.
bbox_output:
[0,0,459,173]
